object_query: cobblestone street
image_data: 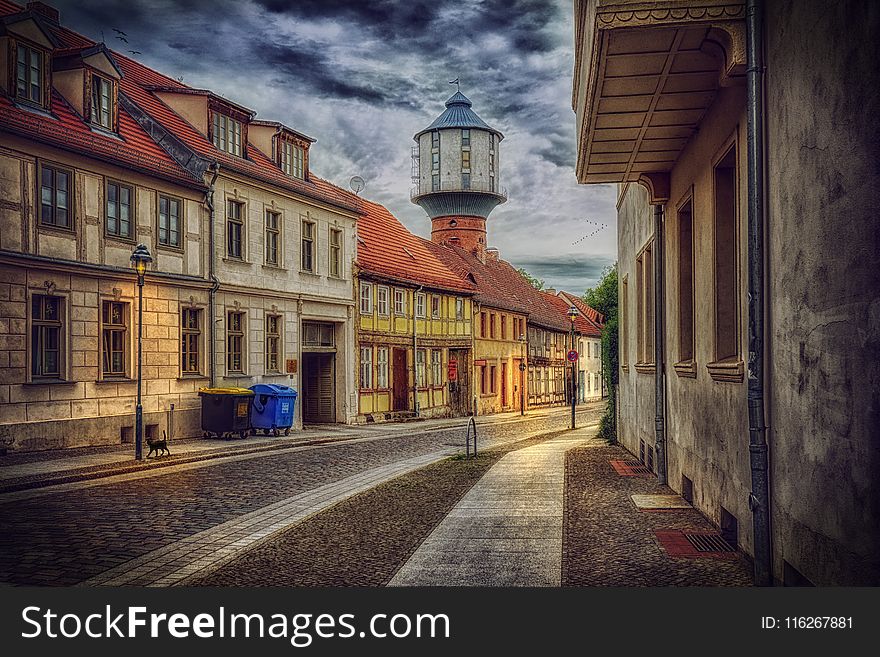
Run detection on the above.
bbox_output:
[0,406,599,586]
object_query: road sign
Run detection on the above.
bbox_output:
[567,350,579,363]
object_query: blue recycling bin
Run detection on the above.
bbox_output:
[249,384,297,436]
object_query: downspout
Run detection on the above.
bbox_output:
[205,163,220,387]
[653,202,668,485]
[746,0,772,587]
[413,286,423,416]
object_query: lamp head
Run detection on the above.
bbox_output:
[567,305,579,323]
[130,243,152,278]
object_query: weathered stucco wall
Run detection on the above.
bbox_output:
[765,0,880,585]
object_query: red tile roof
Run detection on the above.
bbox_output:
[356,199,475,294]
[427,244,574,333]
[559,291,605,328]
[541,292,602,337]
[0,0,362,212]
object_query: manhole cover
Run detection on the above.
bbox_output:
[685,532,735,553]
[610,459,652,476]
[654,530,738,558]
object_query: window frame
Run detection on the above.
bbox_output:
[393,288,407,317]
[415,348,427,389]
[416,292,426,318]
[29,293,66,381]
[431,295,441,319]
[431,349,442,387]
[226,310,246,375]
[264,209,281,267]
[280,140,305,179]
[100,299,130,379]
[105,179,134,241]
[265,313,282,373]
[360,345,373,390]
[226,199,245,260]
[329,227,343,279]
[301,218,316,272]
[157,193,183,249]
[676,192,697,376]
[180,306,203,376]
[376,346,389,389]
[14,41,47,109]
[359,283,373,315]
[212,111,243,157]
[377,286,389,316]
[711,140,741,367]
[89,72,116,132]
[38,162,73,231]
[455,297,464,321]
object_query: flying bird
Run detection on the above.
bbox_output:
[112,28,127,36]
[116,35,128,43]
[129,50,141,55]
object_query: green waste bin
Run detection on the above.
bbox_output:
[198,387,255,439]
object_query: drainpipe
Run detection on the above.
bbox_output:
[413,286,423,416]
[205,163,220,387]
[746,0,772,587]
[653,202,667,485]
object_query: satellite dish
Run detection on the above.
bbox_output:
[349,176,365,195]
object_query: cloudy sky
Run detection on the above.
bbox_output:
[56,0,618,294]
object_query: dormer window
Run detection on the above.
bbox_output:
[89,73,115,130]
[15,43,45,107]
[281,141,304,179]
[212,112,242,156]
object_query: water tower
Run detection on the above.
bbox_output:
[411,90,506,258]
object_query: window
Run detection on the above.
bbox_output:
[461,129,470,147]
[303,322,334,346]
[281,141,304,179]
[31,295,63,379]
[181,308,201,375]
[594,342,599,359]
[360,346,373,389]
[227,311,245,374]
[431,131,439,150]
[431,295,441,319]
[39,164,71,228]
[431,350,442,385]
[480,312,486,337]
[394,288,407,316]
[360,284,373,314]
[376,347,389,388]
[301,219,315,272]
[265,314,281,372]
[329,228,343,278]
[15,43,44,106]
[462,172,470,189]
[377,286,389,315]
[461,150,470,171]
[489,365,497,394]
[500,314,507,340]
[455,297,464,320]
[432,173,440,191]
[106,181,132,239]
[636,241,654,365]
[678,199,695,362]
[490,313,496,339]
[101,301,128,377]
[213,112,242,156]
[90,74,114,130]
[621,275,629,367]
[416,292,426,318]
[265,210,280,265]
[227,200,244,259]
[415,349,426,387]
[158,195,181,247]
[714,146,739,362]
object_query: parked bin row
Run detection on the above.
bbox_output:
[198,384,297,439]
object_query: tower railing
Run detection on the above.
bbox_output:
[410,181,508,201]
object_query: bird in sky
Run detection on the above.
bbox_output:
[116,35,128,43]
[129,50,142,55]
[112,28,127,36]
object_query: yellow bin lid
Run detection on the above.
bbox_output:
[198,387,255,395]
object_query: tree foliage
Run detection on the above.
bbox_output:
[517,267,545,291]
[584,263,619,441]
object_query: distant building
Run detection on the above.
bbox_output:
[573,0,879,584]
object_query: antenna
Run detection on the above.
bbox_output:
[349,176,365,195]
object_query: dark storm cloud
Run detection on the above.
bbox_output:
[509,254,617,294]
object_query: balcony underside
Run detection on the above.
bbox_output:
[575,2,746,200]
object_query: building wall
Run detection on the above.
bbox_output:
[526,324,567,408]
[356,279,472,420]
[577,336,602,401]
[417,128,497,192]
[473,306,527,415]
[764,0,880,585]
[0,137,210,450]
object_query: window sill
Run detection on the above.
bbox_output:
[95,377,134,383]
[105,234,136,246]
[673,360,697,378]
[37,224,75,235]
[223,373,251,379]
[178,375,209,381]
[634,362,655,375]
[707,359,744,383]
[299,270,320,277]
[158,244,185,254]
[262,264,286,271]
[223,257,250,265]
[24,378,74,386]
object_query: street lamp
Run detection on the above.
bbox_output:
[518,333,526,416]
[130,243,152,461]
[567,305,579,430]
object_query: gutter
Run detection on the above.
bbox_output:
[205,163,221,387]
[653,202,668,485]
[746,0,773,587]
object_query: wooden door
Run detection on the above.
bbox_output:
[302,353,335,423]
[392,348,408,411]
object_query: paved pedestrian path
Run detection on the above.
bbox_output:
[388,425,598,586]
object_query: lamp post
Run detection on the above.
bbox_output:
[567,305,579,430]
[518,333,526,416]
[130,243,152,461]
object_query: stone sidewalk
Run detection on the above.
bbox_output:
[388,425,598,586]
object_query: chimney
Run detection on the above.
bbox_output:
[485,247,499,261]
[545,288,557,295]
[27,2,59,23]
